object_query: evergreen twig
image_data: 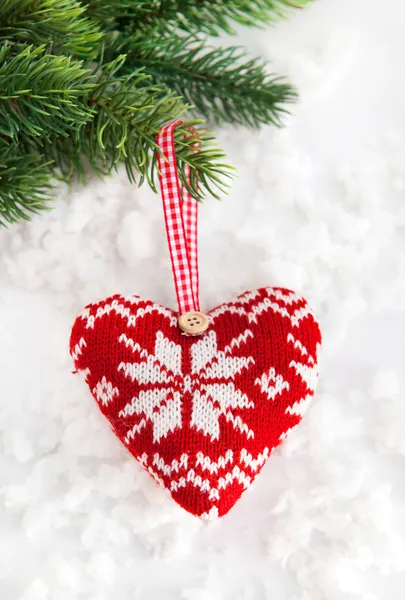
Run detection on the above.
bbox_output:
[0,140,53,226]
[0,0,102,57]
[0,0,315,226]
[87,0,312,36]
[30,57,233,198]
[0,43,94,138]
[121,34,296,127]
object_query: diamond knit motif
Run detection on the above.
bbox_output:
[70,286,321,519]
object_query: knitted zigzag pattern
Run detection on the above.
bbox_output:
[70,286,321,519]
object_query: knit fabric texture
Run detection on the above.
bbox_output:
[70,286,321,519]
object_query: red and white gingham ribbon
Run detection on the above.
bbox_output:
[156,120,200,314]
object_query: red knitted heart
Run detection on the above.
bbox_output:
[70,286,321,519]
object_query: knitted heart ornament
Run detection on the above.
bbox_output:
[70,121,322,519]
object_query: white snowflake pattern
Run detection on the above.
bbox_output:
[255,367,290,400]
[118,331,182,443]
[92,376,119,406]
[190,330,255,440]
[117,329,256,443]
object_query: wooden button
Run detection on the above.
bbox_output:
[178,311,209,335]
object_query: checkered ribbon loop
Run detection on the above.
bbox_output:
[156,120,200,315]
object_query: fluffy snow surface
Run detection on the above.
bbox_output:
[1,1,405,598]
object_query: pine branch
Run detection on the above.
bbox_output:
[0,0,314,225]
[0,0,102,57]
[96,0,314,36]
[84,0,149,24]
[25,57,233,200]
[120,34,295,127]
[0,140,53,226]
[0,43,94,138]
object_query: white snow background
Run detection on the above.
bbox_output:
[1,0,405,598]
